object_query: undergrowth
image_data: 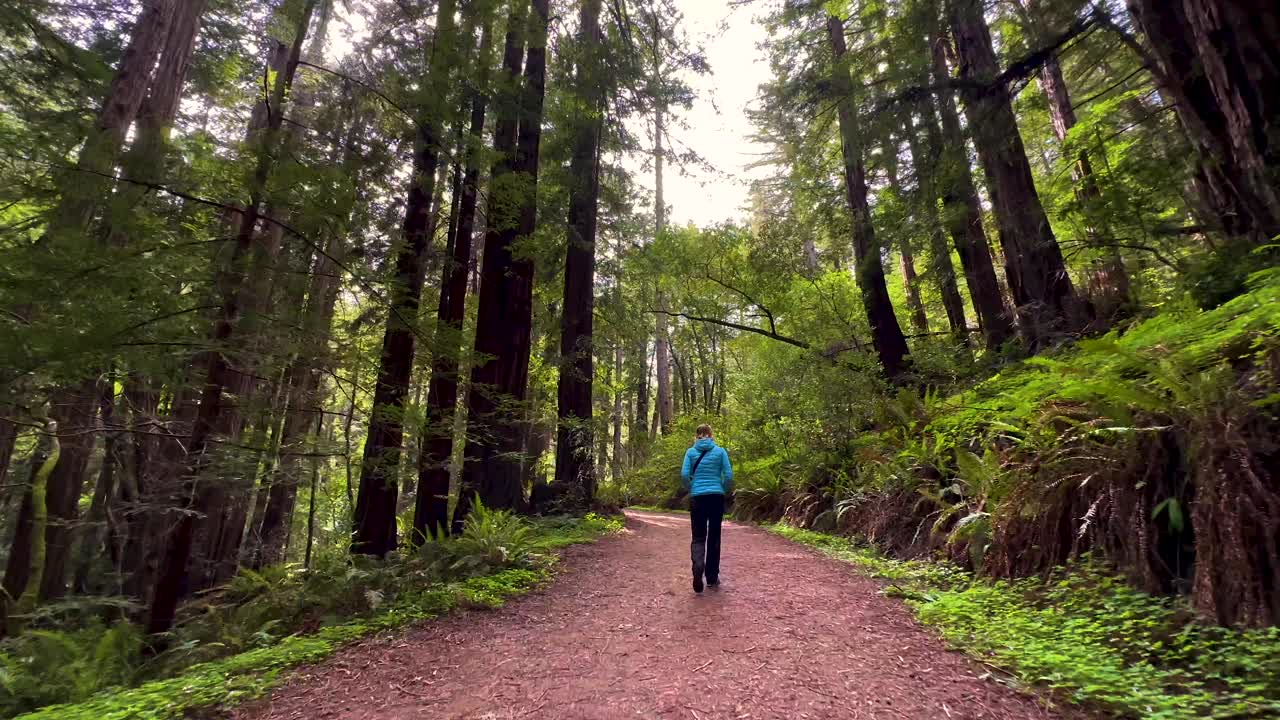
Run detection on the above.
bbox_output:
[1,509,622,719]
[770,524,1280,719]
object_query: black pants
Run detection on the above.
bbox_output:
[690,493,725,582]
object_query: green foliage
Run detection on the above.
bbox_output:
[918,567,1280,719]
[772,524,1280,718]
[419,500,535,575]
[0,514,622,719]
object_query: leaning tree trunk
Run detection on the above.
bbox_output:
[926,35,1015,347]
[827,16,910,379]
[46,0,175,242]
[146,0,317,635]
[948,0,1082,350]
[413,4,496,542]
[352,0,459,557]
[454,0,548,530]
[105,0,209,247]
[1126,0,1280,245]
[552,0,605,507]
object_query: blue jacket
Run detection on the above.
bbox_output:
[681,438,733,496]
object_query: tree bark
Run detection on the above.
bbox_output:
[901,114,967,340]
[1014,0,1130,324]
[1126,0,1280,244]
[72,380,125,594]
[948,0,1082,350]
[37,382,99,601]
[47,0,175,240]
[105,0,209,245]
[552,0,605,506]
[827,16,910,379]
[927,37,1014,347]
[884,137,930,335]
[147,0,317,635]
[414,6,496,542]
[0,427,56,634]
[631,332,650,456]
[352,0,458,557]
[455,0,548,530]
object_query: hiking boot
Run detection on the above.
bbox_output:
[693,574,704,593]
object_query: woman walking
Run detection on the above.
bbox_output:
[681,424,734,593]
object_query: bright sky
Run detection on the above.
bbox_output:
[327,0,774,228]
[628,0,774,228]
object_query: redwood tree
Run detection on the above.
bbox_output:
[1125,0,1280,246]
[147,0,317,634]
[454,0,549,529]
[926,33,1015,348]
[414,2,498,541]
[351,0,459,557]
[552,0,606,505]
[827,15,910,379]
[948,0,1082,349]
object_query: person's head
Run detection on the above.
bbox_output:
[695,424,713,439]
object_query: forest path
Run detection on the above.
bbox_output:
[233,511,1074,720]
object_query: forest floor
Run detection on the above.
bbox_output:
[232,511,1078,720]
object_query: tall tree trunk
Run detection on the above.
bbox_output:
[631,333,650,456]
[72,380,124,594]
[653,146,673,434]
[105,0,209,246]
[302,411,324,569]
[37,382,99,601]
[1126,0,1280,245]
[352,0,458,556]
[610,233,626,481]
[455,0,548,530]
[28,0,182,606]
[552,0,604,506]
[611,340,624,482]
[884,137,929,335]
[926,36,1014,347]
[147,0,317,635]
[0,426,57,634]
[118,376,161,601]
[414,6,496,542]
[903,114,968,340]
[1014,0,1130,323]
[827,16,910,379]
[250,234,344,567]
[0,415,15,490]
[948,1,1082,350]
[47,0,175,241]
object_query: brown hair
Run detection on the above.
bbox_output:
[695,424,713,438]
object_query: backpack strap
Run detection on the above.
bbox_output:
[689,447,711,478]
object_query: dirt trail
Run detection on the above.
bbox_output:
[235,511,1075,719]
